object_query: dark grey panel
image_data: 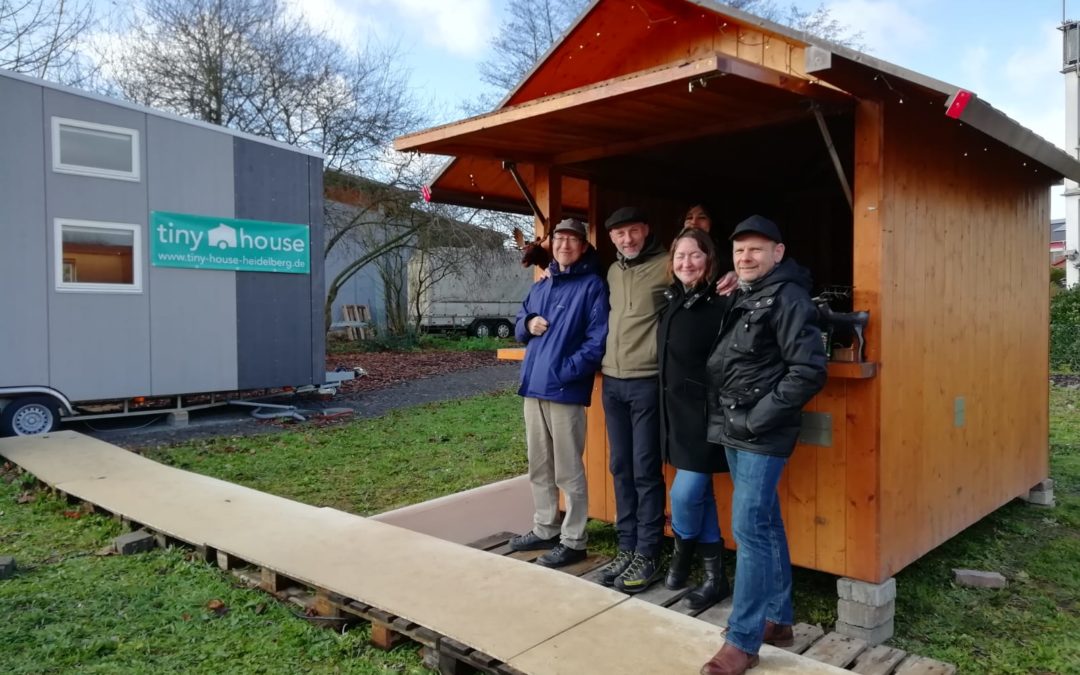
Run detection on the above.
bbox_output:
[146,115,238,395]
[44,89,151,401]
[0,77,49,387]
[308,158,325,384]
[233,138,315,389]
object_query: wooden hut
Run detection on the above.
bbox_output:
[395,0,1077,587]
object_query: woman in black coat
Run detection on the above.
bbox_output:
[657,227,732,610]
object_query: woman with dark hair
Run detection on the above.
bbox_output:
[657,227,733,609]
[683,202,716,233]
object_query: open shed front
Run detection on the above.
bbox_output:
[395,0,1075,584]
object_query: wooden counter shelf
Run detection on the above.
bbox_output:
[497,348,877,380]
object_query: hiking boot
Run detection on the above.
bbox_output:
[509,531,558,551]
[686,541,731,610]
[762,621,794,647]
[700,642,759,675]
[666,534,696,590]
[615,553,663,594]
[598,549,634,587]
[536,543,586,568]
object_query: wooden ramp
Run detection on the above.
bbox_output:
[0,432,852,674]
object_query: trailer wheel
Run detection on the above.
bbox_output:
[471,321,493,338]
[494,320,513,339]
[0,396,62,437]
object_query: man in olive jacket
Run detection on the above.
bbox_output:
[595,206,671,593]
[700,215,827,675]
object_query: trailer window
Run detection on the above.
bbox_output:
[55,219,142,293]
[51,117,140,181]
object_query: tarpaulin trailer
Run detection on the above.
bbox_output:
[0,68,327,435]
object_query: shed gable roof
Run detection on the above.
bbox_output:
[399,0,1078,213]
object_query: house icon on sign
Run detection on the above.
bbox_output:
[208,224,238,249]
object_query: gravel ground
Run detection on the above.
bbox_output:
[81,360,521,451]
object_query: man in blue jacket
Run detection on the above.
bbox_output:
[510,218,609,568]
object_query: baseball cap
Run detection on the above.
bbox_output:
[552,218,587,239]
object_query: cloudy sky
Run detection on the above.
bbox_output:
[289,0,1071,216]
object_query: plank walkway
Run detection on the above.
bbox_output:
[0,432,953,675]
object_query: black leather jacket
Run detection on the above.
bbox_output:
[705,259,827,457]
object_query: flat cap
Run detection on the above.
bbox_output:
[552,218,587,239]
[604,206,648,230]
[729,214,783,244]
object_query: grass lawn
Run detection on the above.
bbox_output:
[2,387,1079,673]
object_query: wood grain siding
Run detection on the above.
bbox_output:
[878,100,1050,577]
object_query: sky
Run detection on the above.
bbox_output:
[293,0,1073,217]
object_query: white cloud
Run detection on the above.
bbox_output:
[392,0,496,58]
[283,0,378,52]
[824,0,929,61]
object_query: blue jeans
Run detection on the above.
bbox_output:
[724,447,793,656]
[602,376,664,558]
[669,469,721,544]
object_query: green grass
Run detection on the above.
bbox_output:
[327,333,516,354]
[144,391,526,515]
[3,387,1080,673]
[0,478,428,674]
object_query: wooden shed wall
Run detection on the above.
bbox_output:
[877,100,1050,577]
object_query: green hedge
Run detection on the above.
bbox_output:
[1051,285,1080,370]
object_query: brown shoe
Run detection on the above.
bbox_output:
[762,621,794,647]
[699,642,760,675]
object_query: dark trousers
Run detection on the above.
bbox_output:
[602,375,665,558]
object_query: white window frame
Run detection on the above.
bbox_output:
[54,218,143,294]
[51,117,141,182]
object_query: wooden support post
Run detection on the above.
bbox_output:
[532,164,562,241]
[370,622,405,650]
[312,589,345,618]
[259,568,291,594]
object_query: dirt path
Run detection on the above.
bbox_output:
[81,356,521,450]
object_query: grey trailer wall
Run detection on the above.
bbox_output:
[147,115,238,395]
[234,138,322,390]
[0,76,49,388]
[44,88,152,402]
[0,71,323,403]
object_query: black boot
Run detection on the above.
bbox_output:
[686,541,731,610]
[665,535,696,590]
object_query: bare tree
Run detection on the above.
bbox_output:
[105,0,421,175]
[0,0,95,83]
[476,0,861,100]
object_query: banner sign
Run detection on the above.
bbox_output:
[150,211,310,274]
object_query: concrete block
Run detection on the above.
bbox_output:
[1023,490,1055,507]
[836,618,894,645]
[0,555,15,579]
[837,598,895,628]
[167,410,189,427]
[837,576,896,606]
[952,569,1007,589]
[114,529,156,555]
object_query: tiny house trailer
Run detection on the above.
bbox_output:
[0,69,326,436]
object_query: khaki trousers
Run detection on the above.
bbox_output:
[523,397,589,549]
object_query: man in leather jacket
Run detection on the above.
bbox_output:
[700,215,827,675]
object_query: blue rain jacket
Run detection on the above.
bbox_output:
[515,249,609,405]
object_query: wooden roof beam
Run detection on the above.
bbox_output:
[394,54,851,157]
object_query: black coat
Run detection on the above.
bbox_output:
[705,259,828,457]
[657,282,731,473]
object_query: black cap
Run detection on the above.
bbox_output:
[604,206,648,230]
[729,214,783,244]
[552,218,587,239]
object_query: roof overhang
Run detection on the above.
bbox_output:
[395,54,851,212]
[396,54,850,161]
[803,45,1080,184]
